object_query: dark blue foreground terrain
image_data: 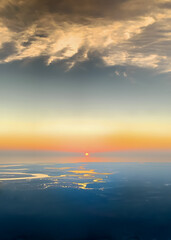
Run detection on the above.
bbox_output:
[0,160,171,240]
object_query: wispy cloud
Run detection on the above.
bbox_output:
[0,0,171,71]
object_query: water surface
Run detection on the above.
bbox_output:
[0,158,171,240]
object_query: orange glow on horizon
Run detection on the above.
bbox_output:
[0,132,171,153]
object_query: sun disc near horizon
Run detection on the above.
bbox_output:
[85,152,89,157]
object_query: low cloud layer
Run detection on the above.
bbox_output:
[0,0,171,71]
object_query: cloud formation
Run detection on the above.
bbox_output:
[0,0,171,71]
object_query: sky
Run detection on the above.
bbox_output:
[0,0,171,153]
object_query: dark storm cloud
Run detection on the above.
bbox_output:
[160,1,171,9]
[0,0,156,31]
[0,0,171,72]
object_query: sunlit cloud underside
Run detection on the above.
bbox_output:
[0,0,171,72]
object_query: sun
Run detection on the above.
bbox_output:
[85,152,89,157]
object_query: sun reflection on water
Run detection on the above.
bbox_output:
[0,163,114,190]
